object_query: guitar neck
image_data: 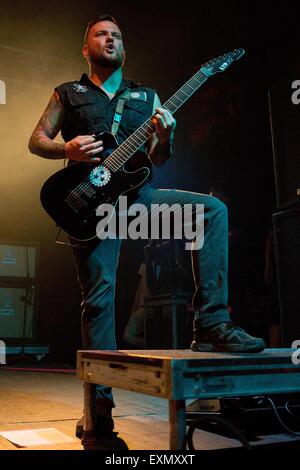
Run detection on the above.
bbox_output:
[104,69,208,170]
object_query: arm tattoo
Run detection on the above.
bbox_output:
[28,91,66,159]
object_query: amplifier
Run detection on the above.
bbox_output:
[269,77,300,208]
[273,204,300,346]
[0,285,35,341]
[0,242,38,280]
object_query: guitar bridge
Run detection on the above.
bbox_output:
[65,183,97,213]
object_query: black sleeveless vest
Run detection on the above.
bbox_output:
[55,74,155,178]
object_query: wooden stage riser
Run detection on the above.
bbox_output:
[77,360,168,397]
[78,359,300,400]
[77,349,300,449]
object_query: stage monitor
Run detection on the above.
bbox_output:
[0,285,35,341]
[0,243,38,279]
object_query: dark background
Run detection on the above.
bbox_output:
[0,0,299,362]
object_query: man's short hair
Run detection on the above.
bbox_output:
[83,14,120,44]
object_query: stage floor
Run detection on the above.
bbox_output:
[0,367,299,450]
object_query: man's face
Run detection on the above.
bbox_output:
[83,20,125,69]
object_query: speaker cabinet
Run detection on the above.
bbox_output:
[0,286,35,340]
[269,78,300,208]
[0,243,37,279]
[273,205,300,346]
[0,242,39,344]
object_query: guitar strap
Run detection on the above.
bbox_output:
[111,89,132,137]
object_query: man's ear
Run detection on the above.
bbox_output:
[82,44,89,59]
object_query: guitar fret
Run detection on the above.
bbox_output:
[106,162,119,171]
[121,141,137,152]
[120,144,139,160]
[126,135,145,149]
[184,82,196,91]
[171,95,186,106]
[167,95,184,106]
[178,89,189,98]
[177,88,190,97]
[114,150,133,165]
[104,159,119,171]
[104,69,209,171]
[105,126,152,168]
[181,82,199,95]
[107,154,124,168]
[165,77,206,111]
[132,131,146,144]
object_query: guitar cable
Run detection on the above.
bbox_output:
[253,395,300,437]
[55,228,81,248]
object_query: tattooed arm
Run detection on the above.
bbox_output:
[28,91,66,159]
[28,91,104,162]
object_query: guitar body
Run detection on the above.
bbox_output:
[40,132,150,240]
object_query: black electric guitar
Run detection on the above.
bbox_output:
[40,49,245,240]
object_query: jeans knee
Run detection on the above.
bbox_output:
[81,277,115,318]
[216,199,228,218]
[206,195,228,218]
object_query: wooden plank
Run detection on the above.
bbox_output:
[79,348,298,367]
[169,400,186,450]
[77,349,300,401]
[78,358,169,397]
[78,350,164,367]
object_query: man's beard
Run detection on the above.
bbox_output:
[89,50,124,69]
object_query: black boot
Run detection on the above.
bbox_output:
[191,321,265,353]
[75,397,114,439]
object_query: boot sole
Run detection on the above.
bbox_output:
[191,341,265,353]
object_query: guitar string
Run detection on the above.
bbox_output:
[104,74,207,169]
[75,71,206,177]
[65,78,206,208]
[77,72,206,176]
[64,51,238,210]
[65,50,241,213]
[65,70,209,206]
[105,51,239,170]
[95,75,207,173]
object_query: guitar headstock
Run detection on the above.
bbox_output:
[200,48,245,77]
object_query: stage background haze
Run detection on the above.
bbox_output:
[0,0,299,360]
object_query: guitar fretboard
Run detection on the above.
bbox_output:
[104,69,209,171]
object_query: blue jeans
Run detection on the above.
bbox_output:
[72,183,230,402]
